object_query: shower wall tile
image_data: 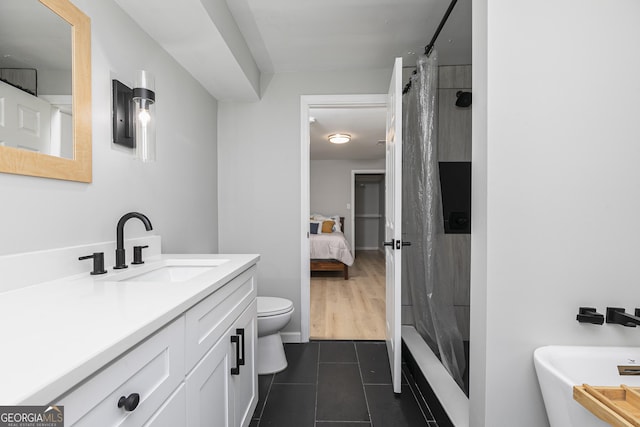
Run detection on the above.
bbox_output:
[439,65,471,342]
[454,305,470,341]
[442,234,471,306]
[438,88,472,161]
[401,305,414,325]
[402,65,471,337]
[439,65,472,88]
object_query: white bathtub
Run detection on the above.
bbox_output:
[534,345,640,427]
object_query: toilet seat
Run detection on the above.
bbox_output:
[258,296,293,317]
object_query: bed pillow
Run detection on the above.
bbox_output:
[330,215,342,232]
[321,220,335,233]
[310,221,321,234]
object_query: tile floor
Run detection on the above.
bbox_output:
[250,341,438,427]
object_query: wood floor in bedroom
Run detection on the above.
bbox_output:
[310,250,386,340]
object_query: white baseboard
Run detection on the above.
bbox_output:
[356,246,381,251]
[280,332,302,343]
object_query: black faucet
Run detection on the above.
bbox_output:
[114,212,153,269]
[606,307,640,327]
[576,307,604,325]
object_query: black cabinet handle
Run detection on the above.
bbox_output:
[117,393,140,412]
[383,239,395,247]
[230,335,240,375]
[236,328,245,366]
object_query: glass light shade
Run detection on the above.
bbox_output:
[328,133,351,144]
[132,71,156,162]
[134,100,156,162]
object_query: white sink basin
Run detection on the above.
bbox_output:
[113,259,229,283]
[534,345,640,427]
[126,266,211,282]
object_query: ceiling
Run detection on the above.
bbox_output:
[227,0,472,74]
[227,0,471,161]
[310,107,386,161]
[114,0,473,159]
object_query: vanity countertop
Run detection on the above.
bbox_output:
[0,253,259,406]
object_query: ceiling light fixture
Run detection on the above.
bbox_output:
[328,133,351,144]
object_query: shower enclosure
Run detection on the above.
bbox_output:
[401,51,467,391]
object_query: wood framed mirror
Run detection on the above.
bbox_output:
[0,0,91,182]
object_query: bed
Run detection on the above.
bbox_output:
[309,216,354,280]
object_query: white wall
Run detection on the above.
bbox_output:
[218,69,390,335]
[311,159,384,246]
[0,0,219,256]
[471,1,640,426]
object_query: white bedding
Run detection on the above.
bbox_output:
[310,231,354,266]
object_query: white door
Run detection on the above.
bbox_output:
[0,81,51,153]
[384,57,403,394]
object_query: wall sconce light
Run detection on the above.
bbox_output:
[112,70,156,162]
[328,133,351,144]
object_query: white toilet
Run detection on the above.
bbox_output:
[257,296,294,375]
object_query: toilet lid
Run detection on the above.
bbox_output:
[258,296,293,316]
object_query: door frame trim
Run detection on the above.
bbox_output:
[300,94,387,342]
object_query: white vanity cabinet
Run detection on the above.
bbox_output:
[57,317,186,427]
[186,301,257,427]
[54,263,258,427]
[142,385,186,427]
[185,266,258,427]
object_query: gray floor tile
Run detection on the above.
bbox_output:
[259,384,316,427]
[253,374,274,419]
[274,342,319,384]
[356,342,393,384]
[253,341,438,427]
[365,384,429,427]
[316,423,371,426]
[316,363,369,422]
[319,341,358,363]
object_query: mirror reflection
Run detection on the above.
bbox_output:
[0,0,73,159]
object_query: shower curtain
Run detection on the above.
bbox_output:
[402,51,466,389]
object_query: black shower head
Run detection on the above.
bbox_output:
[455,91,472,108]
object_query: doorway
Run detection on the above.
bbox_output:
[300,94,387,341]
[352,172,385,253]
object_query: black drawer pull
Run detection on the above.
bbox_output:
[236,328,245,366]
[117,393,140,412]
[231,335,240,375]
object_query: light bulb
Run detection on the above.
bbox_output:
[138,109,151,126]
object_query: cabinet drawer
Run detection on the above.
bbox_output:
[57,317,185,427]
[185,266,256,371]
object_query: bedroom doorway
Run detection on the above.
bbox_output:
[301,94,388,341]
